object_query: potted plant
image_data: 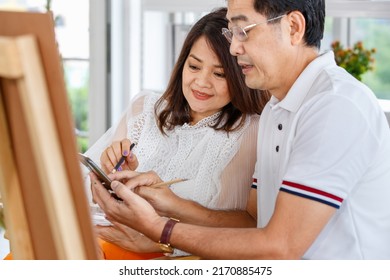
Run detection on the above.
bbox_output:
[331,40,376,81]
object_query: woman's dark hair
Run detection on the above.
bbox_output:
[155,7,270,134]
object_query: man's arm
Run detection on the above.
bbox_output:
[136,186,257,228]
[92,174,335,259]
[167,191,335,259]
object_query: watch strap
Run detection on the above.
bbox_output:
[159,218,179,246]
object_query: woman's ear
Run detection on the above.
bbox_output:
[286,11,306,46]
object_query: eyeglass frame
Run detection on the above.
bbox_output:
[222,14,286,43]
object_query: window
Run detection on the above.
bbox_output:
[53,1,90,151]
[322,17,390,100]
[51,0,89,151]
[349,18,390,100]
[0,0,90,151]
[325,0,390,101]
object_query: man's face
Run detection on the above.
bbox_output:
[226,0,293,99]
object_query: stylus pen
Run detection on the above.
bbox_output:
[111,143,136,173]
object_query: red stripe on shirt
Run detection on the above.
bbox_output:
[282,180,343,203]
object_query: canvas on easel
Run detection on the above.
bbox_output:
[0,10,98,259]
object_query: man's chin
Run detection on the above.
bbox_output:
[245,77,261,90]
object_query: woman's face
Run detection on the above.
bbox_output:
[182,36,231,124]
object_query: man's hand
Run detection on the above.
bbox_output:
[90,172,165,241]
[135,185,183,218]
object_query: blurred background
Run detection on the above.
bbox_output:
[1,0,389,153]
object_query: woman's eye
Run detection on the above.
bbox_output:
[189,64,200,70]
[214,72,226,78]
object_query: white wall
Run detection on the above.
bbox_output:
[0,227,9,259]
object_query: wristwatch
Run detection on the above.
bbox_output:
[158,218,179,254]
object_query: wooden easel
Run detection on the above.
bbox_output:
[0,11,98,259]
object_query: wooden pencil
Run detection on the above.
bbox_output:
[149,178,188,188]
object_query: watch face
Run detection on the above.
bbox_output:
[158,242,173,253]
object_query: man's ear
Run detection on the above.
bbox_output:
[286,11,306,46]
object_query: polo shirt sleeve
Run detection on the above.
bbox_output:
[252,140,261,190]
[281,94,380,209]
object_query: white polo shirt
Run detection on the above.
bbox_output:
[254,51,390,259]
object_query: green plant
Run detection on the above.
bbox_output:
[45,0,52,12]
[331,40,376,81]
[0,205,4,229]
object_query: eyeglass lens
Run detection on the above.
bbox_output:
[222,14,285,43]
[222,26,247,43]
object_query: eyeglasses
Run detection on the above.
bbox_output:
[222,14,286,43]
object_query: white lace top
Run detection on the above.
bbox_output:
[84,91,259,210]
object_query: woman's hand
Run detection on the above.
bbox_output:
[96,222,161,253]
[100,138,138,173]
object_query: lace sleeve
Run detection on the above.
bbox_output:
[82,91,157,202]
[217,114,259,210]
[84,92,152,162]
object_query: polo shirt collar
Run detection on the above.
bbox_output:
[272,51,336,113]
